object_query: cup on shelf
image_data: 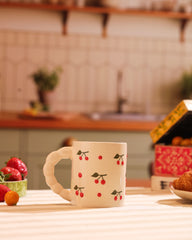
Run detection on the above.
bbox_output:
[100,0,119,8]
[48,0,60,4]
[127,0,144,9]
[75,0,86,7]
[176,0,192,12]
[33,0,43,3]
[60,0,75,5]
[161,0,177,11]
[140,0,153,10]
[151,0,164,11]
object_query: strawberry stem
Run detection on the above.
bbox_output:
[0,171,11,182]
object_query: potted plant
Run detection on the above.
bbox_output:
[31,66,62,111]
[180,68,192,99]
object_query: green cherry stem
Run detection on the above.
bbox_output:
[117,191,122,196]
[82,151,89,156]
[79,187,85,192]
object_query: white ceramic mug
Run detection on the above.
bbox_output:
[43,141,127,208]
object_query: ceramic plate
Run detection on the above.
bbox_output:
[170,184,192,201]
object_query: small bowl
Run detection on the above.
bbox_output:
[0,179,27,197]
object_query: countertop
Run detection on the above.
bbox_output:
[0,188,191,240]
[0,111,159,131]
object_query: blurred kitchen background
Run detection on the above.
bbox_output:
[1,0,192,189]
[0,0,192,115]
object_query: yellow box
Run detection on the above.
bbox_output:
[150,100,192,144]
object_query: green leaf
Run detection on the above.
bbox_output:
[21,173,25,180]
[0,171,5,182]
[77,150,82,155]
[4,173,11,181]
[74,185,78,190]
[114,154,120,159]
[111,190,117,195]
[91,172,99,178]
[180,69,192,98]
[31,67,62,91]
[0,172,11,182]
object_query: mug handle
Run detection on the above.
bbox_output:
[43,147,72,201]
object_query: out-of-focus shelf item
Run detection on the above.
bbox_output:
[18,111,81,121]
[0,2,191,40]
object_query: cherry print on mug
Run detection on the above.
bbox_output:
[111,190,123,201]
[74,185,85,198]
[77,150,89,160]
[91,172,107,185]
[78,172,82,178]
[114,154,125,165]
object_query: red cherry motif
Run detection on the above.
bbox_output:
[111,190,123,201]
[95,179,99,184]
[101,179,106,185]
[97,193,102,197]
[75,190,79,196]
[78,172,82,178]
[77,150,89,161]
[92,172,107,185]
[80,192,84,198]
[98,155,102,160]
[114,154,125,166]
[74,185,84,198]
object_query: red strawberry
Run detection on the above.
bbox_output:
[0,185,10,202]
[7,157,28,179]
[1,167,22,181]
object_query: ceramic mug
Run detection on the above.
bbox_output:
[43,141,127,208]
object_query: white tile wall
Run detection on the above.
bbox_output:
[0,8,192,114]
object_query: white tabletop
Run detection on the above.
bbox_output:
[1,188,192,240]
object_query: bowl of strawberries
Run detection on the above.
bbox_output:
[0,157,27,197]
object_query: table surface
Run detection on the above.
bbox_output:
[1,188,192,240]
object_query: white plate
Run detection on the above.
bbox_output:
[170,184,192,201]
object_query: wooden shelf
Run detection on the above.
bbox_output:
[0,2,192,41]
[0,111,159,131]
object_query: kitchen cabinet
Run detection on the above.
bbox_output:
[0,2,191,41]
[0,129,154,189]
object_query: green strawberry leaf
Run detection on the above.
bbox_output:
[91,172,99,178]
[0,171,11,182]
[0,174,4,182]
[21,173,25,180]
[4,173,11,181]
